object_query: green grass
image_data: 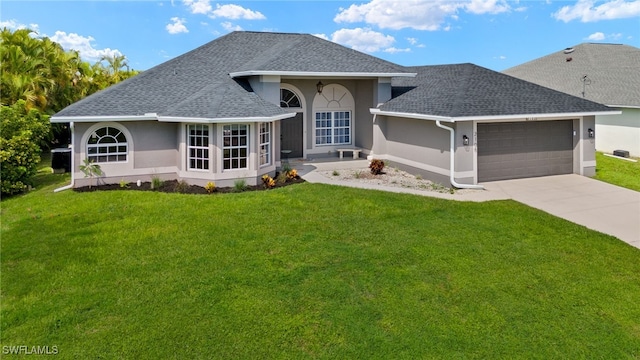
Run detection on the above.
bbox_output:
[595,151,640,191]
[2,167,639,359]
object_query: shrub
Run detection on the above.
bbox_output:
[204,181,216,194]
[369,159,385,175]
[287,169,298,179]
[276,172,288,185]
[151,176,163,190]
[233,179,247,192]
[262,175,276,189]
[174,180,190,193]
[79,158,103,189]
[0,101,50,195]
[332,170,340,176]
[119,178,129,189]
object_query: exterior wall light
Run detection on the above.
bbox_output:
[316,81,324,94]
[462,135,469,146]
[588,128,594,138]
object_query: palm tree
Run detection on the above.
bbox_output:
[100,54,129,83]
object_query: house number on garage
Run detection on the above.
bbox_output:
[526,117,538,121]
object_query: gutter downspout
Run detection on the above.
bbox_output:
[435,120,484,190]
[54,121,75,192]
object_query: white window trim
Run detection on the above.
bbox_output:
[311,83,355,150]
[259,122,271,167]
[314,110,352,146]
[221,123,250,172]
[187,123,211,172]
[80,122,134,167]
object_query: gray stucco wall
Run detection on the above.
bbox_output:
[249,76,280,106]
[377,117,478,186]
[596,108,640,157]
[354,79,375,151]
[72,121,179,187]
[454,121,474,184]
[74,121,178,170]
[128,122,179,168]
[583,115,596,176]
[385,116,450,170]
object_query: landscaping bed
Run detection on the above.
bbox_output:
[73,174,305,194]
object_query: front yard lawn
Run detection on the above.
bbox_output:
[1,173,639,358]
[595,151,640,191]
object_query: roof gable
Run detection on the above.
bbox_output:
[54,31,411,120]
[382,63,612,118]
[503,43,640,107]
[230,32,408,75]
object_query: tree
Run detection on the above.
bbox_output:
[0,100,50,195]
[0,27,139,148]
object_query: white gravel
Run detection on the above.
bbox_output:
[317,166,462,194]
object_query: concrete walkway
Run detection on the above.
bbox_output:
[482,175,640,249]
[296,159,640,249]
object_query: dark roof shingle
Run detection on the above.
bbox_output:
[383,63,612,118]
[54,31,410,119]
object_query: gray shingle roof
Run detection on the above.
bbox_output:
[231,32,409,74]
[503,43,640,107]
[382,63,612,118]
[54,31,410,119]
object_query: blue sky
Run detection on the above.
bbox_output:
[2,0,639,71]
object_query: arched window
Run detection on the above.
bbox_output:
[312,84,354,146]
[87,126,128,163]
[280,88,301,108]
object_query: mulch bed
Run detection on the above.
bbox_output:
[73,175,305,194]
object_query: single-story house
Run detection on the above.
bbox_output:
[51,31,618,189]
[504,43,640,158]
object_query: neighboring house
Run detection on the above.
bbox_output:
[504,43,640,157]
[52,31,617,189]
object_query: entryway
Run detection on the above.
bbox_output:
[281,112,303,158]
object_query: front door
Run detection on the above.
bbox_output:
[281,113,303,158]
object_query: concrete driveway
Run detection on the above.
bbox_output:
[482,175,640,249]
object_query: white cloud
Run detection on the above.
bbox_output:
[334,0,512,31]
[184,1,265,20]
[384,47,411,53]
[184,0,212,15]
[166,17,188,34]
[553,0,640,22]
[1,19,40,33]
[211,4,265,19]
[50,31,122,62]
[407,37,427,48]
[313,33,330,41]
[465,0,510,14]
[221,22,243,32]
[330,28,395,52]
[586,31,624,40]
[586,31,606,40]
